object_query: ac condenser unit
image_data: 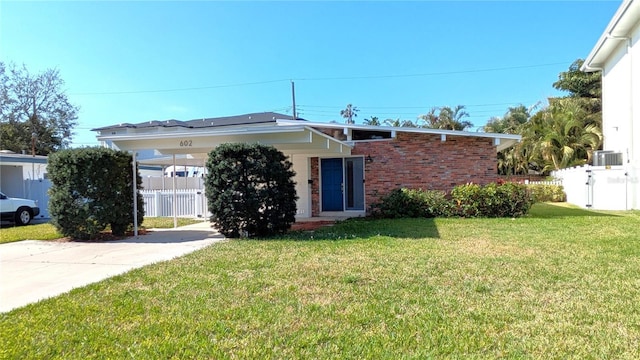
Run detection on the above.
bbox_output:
[593,151,623,166]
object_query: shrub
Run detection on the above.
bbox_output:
[528,184,566,202]
[48,147,144,240]
[204,143,298,238]
[451,182,534,218]
[370,188,451,218]
[371,182,534,220]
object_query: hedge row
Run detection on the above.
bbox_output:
[527,184,566,202]
[370,182,535,219]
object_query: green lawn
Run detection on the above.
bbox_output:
[0,217,202,244]
[2,203,640,358]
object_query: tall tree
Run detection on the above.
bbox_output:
[383,118,417,127]
[0,62,78,155]
[419,105,473,131]
[363,116,380,126]
[553,59,601,99]
[340,104,359,124]
[483,105,531,134]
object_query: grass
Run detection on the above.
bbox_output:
[2,203,640,358]
[0,217,202,244]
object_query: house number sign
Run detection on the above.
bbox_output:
[179,140,193,147]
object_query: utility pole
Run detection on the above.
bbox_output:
[291,81,297,119]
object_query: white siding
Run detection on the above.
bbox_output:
[290,155,311,218]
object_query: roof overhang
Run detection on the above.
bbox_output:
[97,125,353,160]
[582,0,640,71]
[276,120,521,152]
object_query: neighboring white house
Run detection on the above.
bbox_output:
[555,0,640,210]
[0,151,50,218]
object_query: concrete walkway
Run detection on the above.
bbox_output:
[0,221,224,313]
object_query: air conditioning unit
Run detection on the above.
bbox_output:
[593,151,623,166]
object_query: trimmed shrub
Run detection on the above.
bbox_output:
[451,182,534,218]
[204,143,298,238]
[371,182,534,220]
[528,184,566,202]
[370,188,451,219]
[47,147,144,240]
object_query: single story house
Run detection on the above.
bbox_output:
[93,112,520,219]
[555,0,639,210]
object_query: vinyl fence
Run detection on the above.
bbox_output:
[552,165,640,210]
[141,189,209,218]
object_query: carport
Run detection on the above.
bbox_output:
[93,113,352,233]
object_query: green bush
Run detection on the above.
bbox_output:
[528,184,566,202]
[371,182,534,219]
[370,188,451,218]
[204,143,298,238]
[48,147,144,240]
[451,182,533,218]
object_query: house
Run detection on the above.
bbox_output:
[93,112,520,219]
[0,150,50,218]
[555,0,639,210]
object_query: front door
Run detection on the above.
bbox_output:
[321,158,344,211]
[321,157,365,212]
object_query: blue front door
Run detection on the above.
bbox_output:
[321,158,344,211]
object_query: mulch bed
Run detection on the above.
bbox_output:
[290,221,336,232]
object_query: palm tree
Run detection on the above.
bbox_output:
[419,105,473,131]
[340,104,359,124]
[363,116,381,126]
[523,99,602,173]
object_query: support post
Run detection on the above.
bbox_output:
[173,154,178,228]
[132,151,139,237]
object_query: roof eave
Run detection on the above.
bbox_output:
[582,0,638,72]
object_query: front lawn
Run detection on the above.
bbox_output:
[2,203,640,358]
[0,217,202,244]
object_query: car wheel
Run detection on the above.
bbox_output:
[15,207,32,226]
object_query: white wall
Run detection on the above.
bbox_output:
[601,22,640,165]
[554,165,640,210]
[290,155,311,218]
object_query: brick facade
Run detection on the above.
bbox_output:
[310,132,497,215]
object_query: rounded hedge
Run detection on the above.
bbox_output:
[47,147,144,240]
[205,143,298,238]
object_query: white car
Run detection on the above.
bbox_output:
[0,191,40,226]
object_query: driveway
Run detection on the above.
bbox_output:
[0,221,224,313]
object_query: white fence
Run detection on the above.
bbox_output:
[552,165,640,210]
[141,189,209,218]
[525,179,563,186]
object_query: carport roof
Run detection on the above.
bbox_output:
[92,112,301,131]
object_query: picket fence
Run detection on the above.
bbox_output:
[140,189,209,218]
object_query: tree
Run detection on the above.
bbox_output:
[0,62,78,155]
[530,99,602,172]
[205,143,298,238]
[48,147,144,240]
[363,116,381,126]
[483,105,531,134]
[419,105,473,131]
[340,104,359,124]
[383,118,417,127]
[553,59,601,99]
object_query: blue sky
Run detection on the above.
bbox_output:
[0,1,620,147]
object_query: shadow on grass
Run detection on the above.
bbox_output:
[274,217,441,241]
[528,202,620,218]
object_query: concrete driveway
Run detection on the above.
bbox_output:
[0,221,224,313]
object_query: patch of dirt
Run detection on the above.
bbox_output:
[290,221,336,232]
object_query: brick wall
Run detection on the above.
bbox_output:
[310,157,320,216]
[310,132,497,215]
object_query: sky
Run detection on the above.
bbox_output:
[0,0,621,148]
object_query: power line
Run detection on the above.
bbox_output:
[69,61,570,96]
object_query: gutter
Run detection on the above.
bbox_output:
[582,0,635,72]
